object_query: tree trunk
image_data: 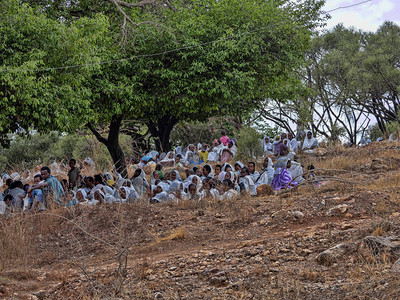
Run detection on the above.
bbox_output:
[87,115,127,178]
[147,115,178,152]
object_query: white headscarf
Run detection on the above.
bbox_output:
[153,191,168,203]
[261,136,273,152]
[224,171,235,182]
[146,151,159,160]
[161,151,175,163]
[222,163,234,172]
[175,146,182,155]
[302,131,318,150]
[157,182,170,193]
[287,161,305,184]
[184,144,196,164]
[235,161,244,169]
[191,175,202,192]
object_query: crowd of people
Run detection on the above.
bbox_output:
[0,128,340,215]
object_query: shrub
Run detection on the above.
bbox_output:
[235,126,263,161]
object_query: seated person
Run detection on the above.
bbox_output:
[238,167,257,196]
[220,179,239,201]
[302,131,319,152]
[274,134,289,157]
[248,162,259,183]
[160,151,175,167]
[186,183,201,201]
[261,136,274,155]
[28,174,45,211]
[202,165,213,179]
[175,154,184,168]
[288,133,298,153]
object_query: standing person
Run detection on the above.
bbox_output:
[296,120,305,141]
[68,159,80,190]
[288,133,298,153]
[198,144,210,164]
[28,166,65,206]
[220,130,230,146]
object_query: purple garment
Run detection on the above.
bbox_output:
[274,142,289,157]
[271,168,298,190]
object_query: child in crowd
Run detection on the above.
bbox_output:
[68,159,80,190]
[155,164,165,180]
[198,144,210,164]
[220,130,230,146]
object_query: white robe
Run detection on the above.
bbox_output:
[302,131,318,150]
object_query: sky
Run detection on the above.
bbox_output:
[322,0,400,32]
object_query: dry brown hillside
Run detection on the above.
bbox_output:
[1,141,400,299]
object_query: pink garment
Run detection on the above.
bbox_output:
[220,135,229,146]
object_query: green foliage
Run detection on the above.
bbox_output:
[0,0,110,144]
[250,120,280,141]
[386,121,400,139]
[367,124,383,142]
[235,127,263,161]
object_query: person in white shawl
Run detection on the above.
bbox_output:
[248,162,260,182]
[220,179,239,201]
[160,151,175,167]
[302,131,319,152]
[286,160,305,184]
[222,163,234,172]
[261,136,274,155]
[151,170,160,185]
[288,133,299,153]
[131,169,149,199]
[201,164,214,179]
[238,167,257,196]
[186,175,202,192]
[234,161,244,177]
[186,183,201,201]
[207,139,222,162]
[77,189,99,206]
[118,186,131,203]
[184,144,197,166]
[168,181,184,202]
[255,157,275,186]
[200,178,220,200]
[146,150,160,162]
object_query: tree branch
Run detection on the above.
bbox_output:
[86,123,108,145]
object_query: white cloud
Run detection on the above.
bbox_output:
[322,0,399,32]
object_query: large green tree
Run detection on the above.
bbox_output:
[81,0,325,175]
[0,0,109,144]
[2,0,325,176]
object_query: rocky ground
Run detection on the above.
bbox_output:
[1,142,400,299]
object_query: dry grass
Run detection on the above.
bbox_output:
[156,227,186,243]
[0,213,35,269]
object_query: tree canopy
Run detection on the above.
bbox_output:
[1,0,326,175]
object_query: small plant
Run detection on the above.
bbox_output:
[235,127,263,161]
